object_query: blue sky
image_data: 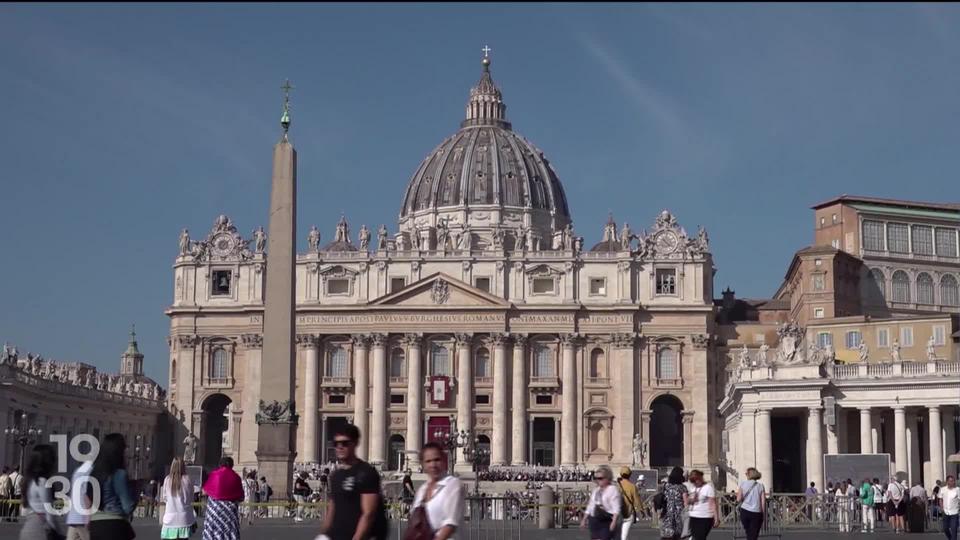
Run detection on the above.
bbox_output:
[2,4,960,383]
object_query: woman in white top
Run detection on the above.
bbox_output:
[19,444,66,540]
[835,481,851,532]
[736,467,766,540]
[160,457,196,539]
[580,465,621,540]
[407,442,464,540]
[684,469,718,540]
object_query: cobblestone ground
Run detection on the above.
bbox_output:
[0,519,948,539]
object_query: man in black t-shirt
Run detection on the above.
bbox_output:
[320,424,387,540]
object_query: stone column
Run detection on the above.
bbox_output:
[352,335,370,460]
[511,335,528,465]
[740,409,756,472]
[299,335,320,464]
[807,407,823,489]
[860,408,873,454]
[826,424,839,455]
[613,334,636,464]
[369,333,388,467]
[894,406,907,479]
[491,333,509,466]
[405,334,422,469]
[756,409,773,490]
[683,412,695,467]
[560,334,579,466]
[944,407,958,478]
[640,411,652,467]
[929,405,942,488]
[455,333,473,466]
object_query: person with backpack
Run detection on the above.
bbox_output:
[319,424,388,540]
[658,467,687,540]
[615,467,640,540]
[886,476,906,534]
[580,465,621,540]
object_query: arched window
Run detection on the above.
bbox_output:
[892,271,911,303]
[533,344,554,377]
[390,348,405,378]
[917,273,935,305]
[431,343,451,376]
[941,275,959,307]
[657,347,677,380]
[474,347,490,378]
[868,268,886,303]
[210,348,228,379]
[589,348,605,379]
[171,359,177,383]
[589,422,605,452]
[328,346,348,378]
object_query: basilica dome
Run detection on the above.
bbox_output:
[398,54,571,247]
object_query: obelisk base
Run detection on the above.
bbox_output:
[256,423,297,501]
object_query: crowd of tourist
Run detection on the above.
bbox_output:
[477,465,594,483]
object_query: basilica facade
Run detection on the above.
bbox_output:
[166,55,717,474]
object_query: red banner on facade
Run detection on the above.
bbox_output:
[429,376,450,406]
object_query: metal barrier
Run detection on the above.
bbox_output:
[392,496,526,540]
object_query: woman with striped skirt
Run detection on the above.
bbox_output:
[201,456,244,540]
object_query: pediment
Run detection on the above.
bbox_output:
[369,272,510,308]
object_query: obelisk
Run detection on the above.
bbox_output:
[255,80,298,500]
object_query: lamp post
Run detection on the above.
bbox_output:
[433,416,462,476]
[4,412,43,473]
[463,437,490,496]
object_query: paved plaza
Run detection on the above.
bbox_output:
[0,519,949,540]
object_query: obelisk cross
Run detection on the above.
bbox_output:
[280,79,294,135]
[482,45,491,58]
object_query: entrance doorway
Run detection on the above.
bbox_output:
[427,416,452,442]
[650,395,683,467]
[772,415,803,492]
[200,394,231,469]
[532,418,555,466]
[324,417,349,463]
[388,434,406,471]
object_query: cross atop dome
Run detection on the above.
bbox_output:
[465,46,508,128]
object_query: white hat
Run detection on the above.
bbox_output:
[638,474,645,480]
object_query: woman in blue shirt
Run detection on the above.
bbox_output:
[88,433,137,540]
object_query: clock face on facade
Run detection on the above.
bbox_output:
[655,231,680,253]
[211,233,235,257]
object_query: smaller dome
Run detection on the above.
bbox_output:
[590,215,622,252]
[322,240,358,253]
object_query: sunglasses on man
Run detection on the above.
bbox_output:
[333,439,355,448]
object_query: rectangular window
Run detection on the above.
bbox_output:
[820,217,825,227]
[814,307,825,319]
[877,328,889,348]
[211,270,232,296]
[813,274,825,291]
[390,277,406,293]
[934,325,946,346]
[474,277,491,293]
[862,220,885,251]
[589,278,606,296]
[832,214,838,224]
[816,332,833,348]
[911,225,934,255]
[831,239,840,249]
[655,269,677,295]
[900,327,914,347]
[535,395,552,405]
[887,223,909,253]
[845,331,862,349]
[326,278,350,295]
[475,395,490,405]
[936,228,958,257]
[532,278,555,294]
[815,259,823,267]
[390,394,404,405]
[328,395,345,405]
